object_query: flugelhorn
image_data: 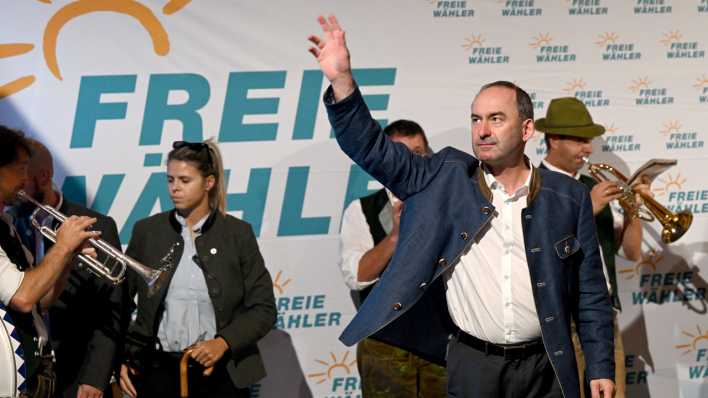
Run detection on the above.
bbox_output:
[16,190,163,288]
[582,159,692,243]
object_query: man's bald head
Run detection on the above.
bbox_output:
[17,139,56,205]
[27,138,54,178]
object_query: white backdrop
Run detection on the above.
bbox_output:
[1,1,707,397]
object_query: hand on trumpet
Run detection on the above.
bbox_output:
[630,176,654,204]
[54,215,101,257]
[590,181,623,215]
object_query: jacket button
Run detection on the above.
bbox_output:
[460,232,469,241]
[481,206,492,215]
[392,302,403,311]
[536,281,546,287]
[437,258,447,267]
[419,282,428,289]
[564,244,572,255]
[525,214,533,220]
[545,316,554,323]
[554,350,564,356]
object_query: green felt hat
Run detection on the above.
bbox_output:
[535,97,605,138]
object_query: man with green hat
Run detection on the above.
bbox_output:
[536,97,652,398]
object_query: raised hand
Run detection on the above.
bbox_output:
[308,15,355,100]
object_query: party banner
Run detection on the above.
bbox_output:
[2,1,706,397]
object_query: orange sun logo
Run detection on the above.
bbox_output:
[307,351,357,385]
[694,74,708,90]
[529,33,553,49]
[675,325,708,356]
[604,123,618,134]
[272,270,292,295]
[563,78,586,94]
[660,30,683,46]
[618,249,662,280]
[660,120,682,136]
[654,172,687,197]
[0,0,191,100]
[596,32,619,46]
[461,35,485,50]
[628,77,651,93]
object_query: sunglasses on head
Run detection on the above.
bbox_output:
[172,140,213,165]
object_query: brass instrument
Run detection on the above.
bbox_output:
[16,190,163,288]
[583,159,692,243]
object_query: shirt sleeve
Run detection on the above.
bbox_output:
[339,200,378,291]
[0,244,24,305]
[609,200,625,231]
[609,200,628,258]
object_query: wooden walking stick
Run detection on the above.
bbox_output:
[179,349,215,398]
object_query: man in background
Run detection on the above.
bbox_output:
[10,138,124,398]
[339,119,446,397]
[1,125,99,398]
[537,97,652,398]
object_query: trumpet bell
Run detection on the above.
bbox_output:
[660,211,693,244]
[583,160,693,244]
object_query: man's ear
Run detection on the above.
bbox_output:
[521,119,535,143]
[38,169,53,189]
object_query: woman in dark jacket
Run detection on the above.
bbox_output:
[119,139,276,398]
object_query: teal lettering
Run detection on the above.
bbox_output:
[292,70,324,140]
[140,73,210,145]
[61,174,125,215]
[278,166,331,236]
[71,75,136,148]
[226,168,271,237]
[329,68,397,137]
[219,71,286,142]
[688,366,708,379]
[342,164,379,216]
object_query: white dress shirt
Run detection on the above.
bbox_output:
[445,166,542,344]
[339,190,397,291]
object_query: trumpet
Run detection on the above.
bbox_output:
[16,190,163,288]
[582,159,693,243]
